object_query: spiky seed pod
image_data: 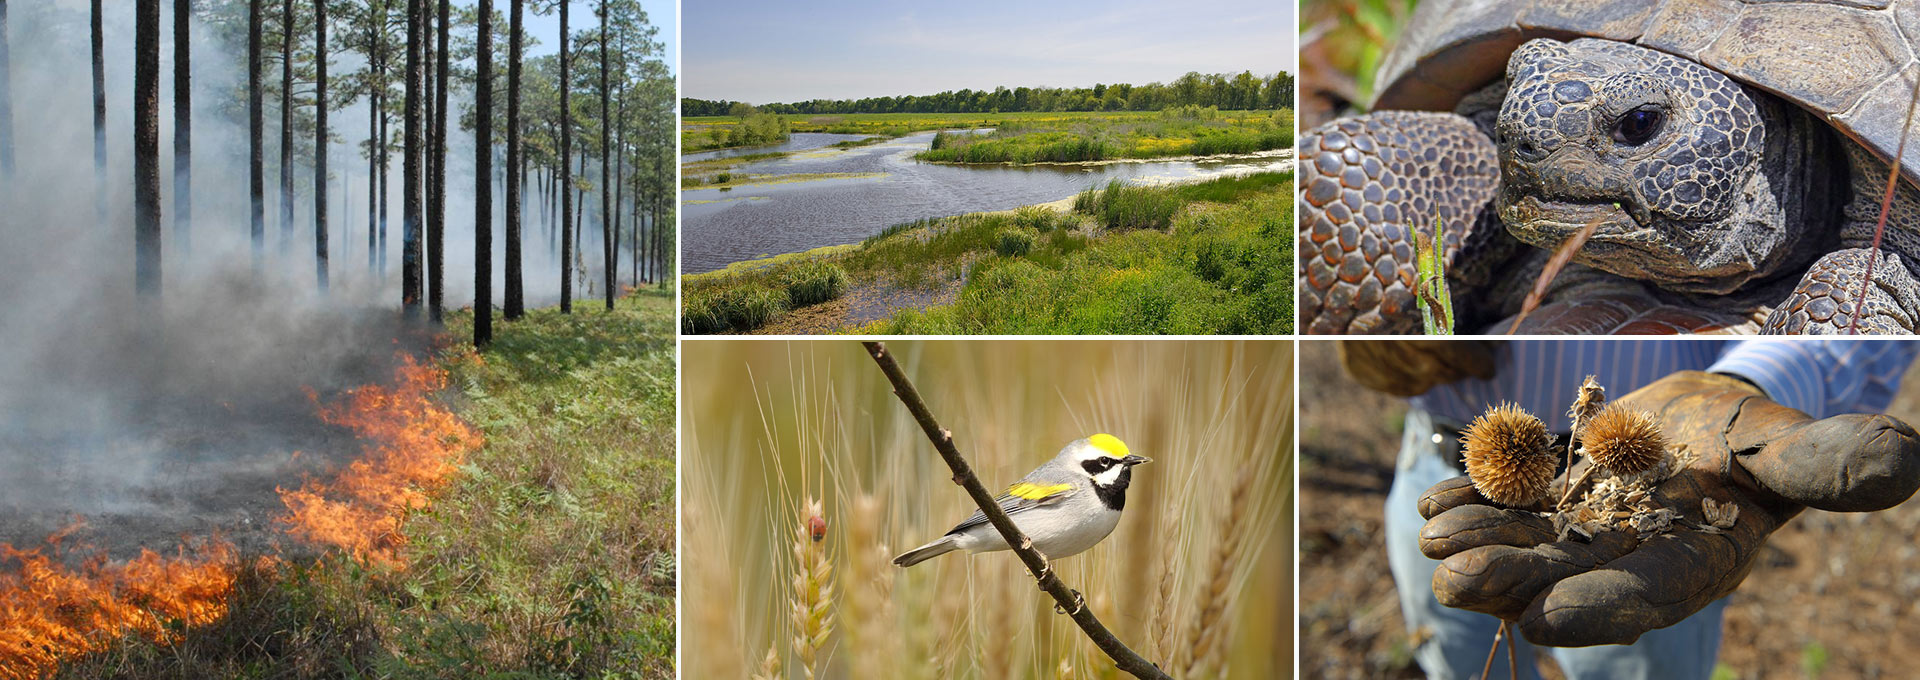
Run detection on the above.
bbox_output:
[1568,375,1607,436]
[1581,404,1667,475]
[1461,403,1557,506]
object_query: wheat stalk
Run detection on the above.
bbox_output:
[1181,469,1252,679]
[843,493,897,680]
[790,497,836,680]
[751,642,781,680]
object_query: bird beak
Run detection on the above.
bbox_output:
[1122,454,1152,466]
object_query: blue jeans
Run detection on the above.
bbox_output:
[1383,408,1727,680]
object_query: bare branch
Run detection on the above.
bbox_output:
[862,341,1174,680]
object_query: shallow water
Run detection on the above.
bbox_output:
[680,130,1295,273]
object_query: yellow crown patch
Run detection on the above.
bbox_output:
[1088,433,1130,459]
[1007,482,1071,500]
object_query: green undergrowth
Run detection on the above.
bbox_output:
[57,290,678,679]
[681,172,1294,335]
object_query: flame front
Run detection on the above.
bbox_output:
[0,537,238,680]
[277,353,483,568]
[0,353,481,678]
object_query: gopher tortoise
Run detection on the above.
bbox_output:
[1298,0,1920,334]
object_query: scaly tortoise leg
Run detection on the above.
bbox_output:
[1298,111,1503,334]
[1762,249,1920,334]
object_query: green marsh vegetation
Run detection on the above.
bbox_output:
[682,69,1295,155]
[680,172,1296,335]
[682,340,1294,678]
[57,292,678,679]
[920,108,1294,164]
[683,104,793,152]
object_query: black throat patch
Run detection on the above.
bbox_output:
[1083,458,1132,511]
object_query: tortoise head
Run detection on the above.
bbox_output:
[1494,38,1802,294]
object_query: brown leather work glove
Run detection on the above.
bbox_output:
[1338,340,1498,397]
[1417,371,1920,647]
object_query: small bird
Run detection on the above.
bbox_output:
[894,433,1152,568]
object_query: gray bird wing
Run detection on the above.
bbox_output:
[943,472,1079,536]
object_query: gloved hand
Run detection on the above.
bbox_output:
[1416,371,1920,647]
[1338,340,1497,397]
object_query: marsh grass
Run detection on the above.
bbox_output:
[995,228,1038,257]
[783,261,851,307]
[915,108,1292,164]
[1076,179,1181,230]
[682,173,1295,335]
[683,341,1295,679]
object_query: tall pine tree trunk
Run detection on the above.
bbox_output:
[504,0,523,319]
[0,0,13,178]
[429,0,447,321]
[172,0,190,255]
[401,0,422,316]
[558,0,572,313]
[313,0,327,290]
[92,0,105,224]
[135,0,161,297]
[279,0,293,250]
[474,0,493,346]
[598,3,611,311]
[248,0,263,261]
[378,93,389,273]
[367,74,377,271]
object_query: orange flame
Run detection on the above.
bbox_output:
[0,351,481,678]
[277,353,483,568]
[0,535,238,680]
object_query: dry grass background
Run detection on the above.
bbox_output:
[683,340,1293,679]
[1300,340,1920,680]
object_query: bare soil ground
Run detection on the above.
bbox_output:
[1300,341,1920,680]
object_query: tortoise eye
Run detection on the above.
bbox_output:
[1613,108,1664,146]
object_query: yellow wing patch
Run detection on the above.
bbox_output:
[1007,482,1071,500]
[1089,433,1130,459]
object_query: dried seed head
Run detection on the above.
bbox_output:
[1461,403,1557,506]
[1582,404,1667,475]
[1703,497,1739,530]
[1568,375,1607,435]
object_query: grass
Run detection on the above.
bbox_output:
[916,108,1293,164]
[683,109,1292,166]
[680,172,1294,335]
[55,290,678,679]
[682,341,1294,678]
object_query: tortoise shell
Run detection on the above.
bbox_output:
[1371,0,1920,187]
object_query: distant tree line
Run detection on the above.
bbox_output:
[684,70,1294,117]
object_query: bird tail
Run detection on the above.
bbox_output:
[893,535,959,568]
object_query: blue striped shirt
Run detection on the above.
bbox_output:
[1412,340,1917,427]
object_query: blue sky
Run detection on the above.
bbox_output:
[682,0,1292,104]
[519,0,678,73]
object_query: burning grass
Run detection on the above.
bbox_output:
[9,289,676,678]
[277,354,484,569]
[0,534,240,680]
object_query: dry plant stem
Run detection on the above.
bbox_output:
[1557,464,1600,510]
[1507,215,1606,333]
[1479,621,1508,680]
[862,341,1174,680]
[1848,74,1920,333]
[1505,625,1518,680]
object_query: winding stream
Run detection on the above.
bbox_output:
[681,130,1295,274]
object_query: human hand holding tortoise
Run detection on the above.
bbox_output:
[1417,371,1920,646]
